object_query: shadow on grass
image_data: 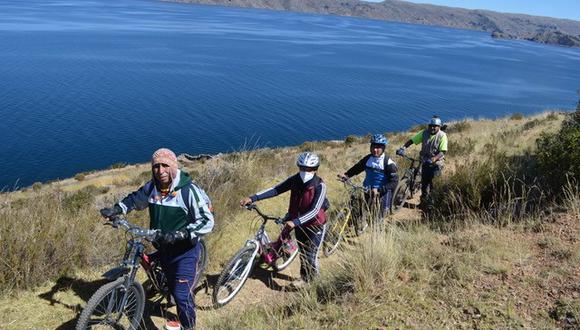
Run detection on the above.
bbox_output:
[195,266,297,311]
[38,276,110,329]
[39,276,179,329]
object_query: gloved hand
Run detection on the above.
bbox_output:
[337,174,349,182]
[100,205,123,219]
[163,230,188,245]
[153,229,189,246]
[240,197,253,207]
[396,147,406,156]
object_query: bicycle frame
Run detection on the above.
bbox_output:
[243,204,284,264]
[341,178,375,228]
[212,204,298,308]
[106,219,157,304]
[399,155,421,197]
[76,217,159,329]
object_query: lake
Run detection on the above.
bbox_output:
[1,0,579,188]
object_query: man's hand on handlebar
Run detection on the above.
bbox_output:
[337,174,349,182]
[100,205,123,220]
[240,197,252,207]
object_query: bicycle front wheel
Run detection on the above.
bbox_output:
[391,178,411,213]
[212,243,257,308]
[76,277,145,330]
[323,208,350,257]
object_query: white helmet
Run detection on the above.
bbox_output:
[296,152,320,168]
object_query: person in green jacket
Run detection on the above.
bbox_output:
[100,148,213,329]
[396,116,448,207]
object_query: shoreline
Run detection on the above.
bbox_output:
[165,0,580,48]
[9,110,570,193]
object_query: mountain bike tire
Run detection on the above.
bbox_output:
[391,178,411,213]
[76,277,145,330]
[273,235,299,272]
[323,208,350,257]
[212,243,257,308]
[194,239,208,288]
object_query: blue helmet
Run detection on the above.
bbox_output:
[370,134,388,146]
[429,117,442,126]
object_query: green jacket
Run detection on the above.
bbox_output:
[117,170,214,236]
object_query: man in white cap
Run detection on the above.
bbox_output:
[101,148,213,329]
[397,116,448,208]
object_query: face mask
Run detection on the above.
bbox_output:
[299,171,315,183]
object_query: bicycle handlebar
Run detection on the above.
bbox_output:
[397,154,419,163]
[107,215,160,241]
[336,177,369,193]
[244,204,285,224]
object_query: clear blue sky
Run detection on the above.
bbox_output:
[362,1,580,21]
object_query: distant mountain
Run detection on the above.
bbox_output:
[166,0,580,47]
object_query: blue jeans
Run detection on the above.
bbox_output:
[159,241,200,329]
[294,224,326,282]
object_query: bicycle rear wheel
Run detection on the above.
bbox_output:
[273,235,299,272]
[194,239,208,288]
[212,243,257,308]
[323,208,350,257]
[391,178,411,213]
[76,277,145,330]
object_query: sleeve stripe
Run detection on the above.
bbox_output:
[297,182,326,225]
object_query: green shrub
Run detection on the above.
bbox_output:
[510,113,524,120]
[74,173,86,181]
[109,162,128,169]
[536,108,580,196]
[128,170,151,186]
[32,182,42,191]
[448,120,471,133]
[431,152,543,225]
[299,141,317,152]
[522,118,542,131]
[0,190,120,294]
[344,135,358,145]
[546,112,559,121]
[62,186,99,212]
[447,138,475,157]
[549,298,580,323]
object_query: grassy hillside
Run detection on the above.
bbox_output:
[0,110,578,329]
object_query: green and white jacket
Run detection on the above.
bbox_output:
[117,170,214,237]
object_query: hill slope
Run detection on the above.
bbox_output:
[1,110,579,328]
[167,0,580,47]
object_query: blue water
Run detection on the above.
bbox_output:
[1,0,579,188]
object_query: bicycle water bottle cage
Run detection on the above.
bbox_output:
[280,239,297,255]
[263,250,278,265]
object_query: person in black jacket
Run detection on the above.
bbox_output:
[339,134,398,217]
